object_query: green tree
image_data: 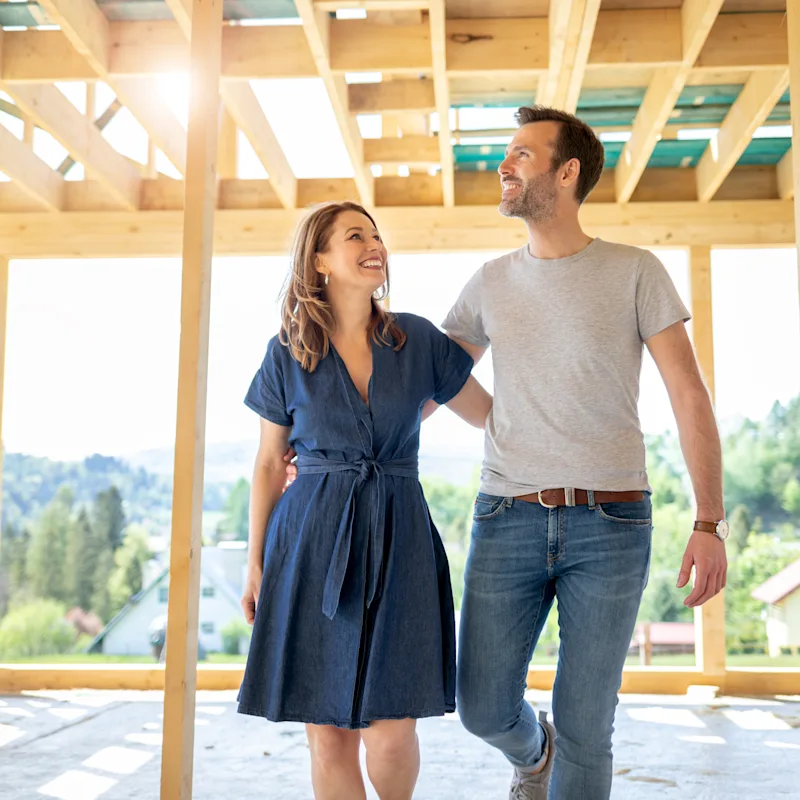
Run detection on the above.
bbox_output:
[725,533,797,653]
[25,488,73,603]
[782,477,800,518]
[64,508,97,611]
[92,549,115,623]
[728,504,752,553]
[217,478,251,541]
[0,598,74,659]
[93,486,126,551]
[420,476,476,545]
[0,522,30,616]
[108,525,152,616]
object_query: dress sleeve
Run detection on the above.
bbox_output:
[425,319,474,405]
[636,251,691,341]
[244,336,293,427]
[441,267,490,347]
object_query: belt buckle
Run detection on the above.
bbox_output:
[538,490,558,509]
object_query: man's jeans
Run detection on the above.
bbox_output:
[457,492,652,800]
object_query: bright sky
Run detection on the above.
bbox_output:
[2,75,800,462]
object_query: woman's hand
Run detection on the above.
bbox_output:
[241,565,263,625]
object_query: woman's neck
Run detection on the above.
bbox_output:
[327,288,373,342]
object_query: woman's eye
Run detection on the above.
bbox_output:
[350,233,362,240]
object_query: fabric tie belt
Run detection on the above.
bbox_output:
[296,455,419,620]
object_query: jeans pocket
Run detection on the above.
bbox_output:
[473,493,509,521]
[595,498,652,525]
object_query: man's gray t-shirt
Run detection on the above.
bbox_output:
[441,238,691,497]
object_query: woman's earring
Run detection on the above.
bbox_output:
[324,274,329,286]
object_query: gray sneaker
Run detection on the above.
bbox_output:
[509,710,556,800]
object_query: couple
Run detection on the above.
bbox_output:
[237,106,728,800]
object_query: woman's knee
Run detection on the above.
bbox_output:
[362,720,418,763]
[307,725,360,766]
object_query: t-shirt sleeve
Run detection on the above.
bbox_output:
[244,336,293,427]
[424,319,475,405]
[636,251,691,341]
[441,267,490,347]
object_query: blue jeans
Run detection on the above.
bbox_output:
[457,492,652,799]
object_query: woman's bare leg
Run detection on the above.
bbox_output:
[306,724,366,800]
[360,719,420,800]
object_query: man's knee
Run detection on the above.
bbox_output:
[457,685,515,741]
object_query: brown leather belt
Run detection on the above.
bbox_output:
[516,489,644,508]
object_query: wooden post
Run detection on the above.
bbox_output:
[159,0,223,798]
[85,82,96,120]
[0,259,8,563]
[638,622,652,666]
[145,139,158,180]
[217,107,238,180]
[689,245,726,680]
[788,1,800,326]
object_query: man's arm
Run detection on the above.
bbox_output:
[423,335,489,421]
[646,321,727,607]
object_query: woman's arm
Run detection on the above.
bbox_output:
[242,417,291,623]
[444,375,493,429]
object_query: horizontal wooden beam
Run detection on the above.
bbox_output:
[0,201,794,258]
[1,12,793,83]
[2,664,798,696]
[0,126,65,210]
[364,136,440,165]
[696,68,789,202]
[314,0,430,9]
[348,79,436,114]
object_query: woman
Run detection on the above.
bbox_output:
[237,200,491,800]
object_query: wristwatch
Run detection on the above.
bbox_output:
[694,519,729,541]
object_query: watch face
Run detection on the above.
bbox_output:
[716,520,729,540]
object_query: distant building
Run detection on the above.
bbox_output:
[88,543,249,657]
[752,559,800,657]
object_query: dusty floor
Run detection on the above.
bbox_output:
[1,689,799,799]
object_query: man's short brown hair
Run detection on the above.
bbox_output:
[515,106,604,204]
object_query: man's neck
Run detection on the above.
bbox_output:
[525,216,593,260]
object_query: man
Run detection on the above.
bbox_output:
[436,106,727,799]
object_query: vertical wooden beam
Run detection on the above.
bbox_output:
[145,139,158,179]
[688,244,726,680]
[85,82,95,120]
[217,107,238,180]
[788,0,800,324]
[429,0,454,206]
[0,258,8,561]
[22,116,34,146]
[159,0,223,798]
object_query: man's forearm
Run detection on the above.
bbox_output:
[673,385,725,520]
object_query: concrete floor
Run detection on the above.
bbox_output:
[1,689,799,799]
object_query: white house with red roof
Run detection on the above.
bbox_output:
[752,559,800,657]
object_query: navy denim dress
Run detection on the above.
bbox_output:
[237,313,474,729]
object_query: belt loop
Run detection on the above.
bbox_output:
[587,489,596,509]
[564,487,576,507]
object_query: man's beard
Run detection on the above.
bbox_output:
[499,172,558,224]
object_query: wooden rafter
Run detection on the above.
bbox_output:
[540,0,601,113]
[348,79,436,114]
[696,68,789,203]
[789,0,800,247]
[615,0,725,203]
[0,125,64,210]
[294,0,374,206]
[429,0,454,206]
[35,0,187,177]
[0,12,794,84]
[219,83,297,209]
[364,136,440,166]
[1,84,141,209]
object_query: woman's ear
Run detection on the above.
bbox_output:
[314,254,328,277]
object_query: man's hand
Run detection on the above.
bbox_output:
[676,531,727,607]
[283,447,297,492]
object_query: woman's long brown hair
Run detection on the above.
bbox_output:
[279,201,407,372]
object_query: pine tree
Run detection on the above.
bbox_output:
[93,486,126,551]
[25,489,72,603]
[65,508,96,611]
[91,549,115,623]
[108,525,152,617]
